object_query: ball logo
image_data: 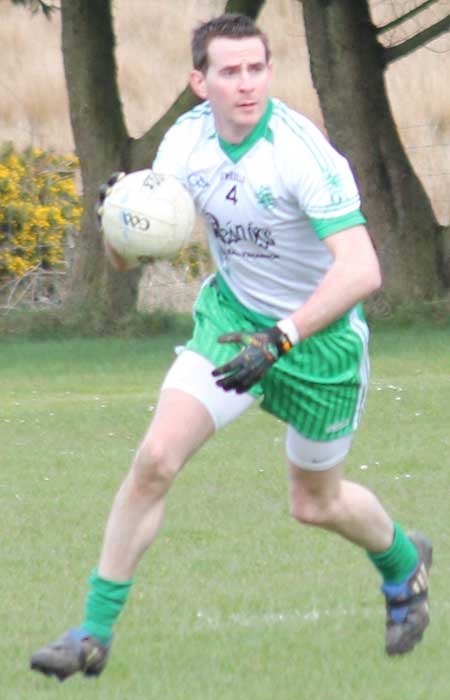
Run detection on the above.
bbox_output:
[121,210,151,231]
[143,172,165,190]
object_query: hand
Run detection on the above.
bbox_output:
[95,171,126,230]
[96,171,139,270]
[212,326,293,394]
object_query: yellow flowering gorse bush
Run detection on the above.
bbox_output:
[0,145,81,281]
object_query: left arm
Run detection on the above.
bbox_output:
[287,224,381,341]
[213,225,382,393]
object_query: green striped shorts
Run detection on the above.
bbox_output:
[186,275,370,441]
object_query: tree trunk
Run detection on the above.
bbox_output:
[61,0,142,322]
[301,0,443,310]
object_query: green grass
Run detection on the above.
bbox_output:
[1,323,449,699]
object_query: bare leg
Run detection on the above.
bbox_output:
[288,462,394,552]
[98,388,215,581]
[288,461,432,656]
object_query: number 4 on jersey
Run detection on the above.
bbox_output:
[226,185,238,205]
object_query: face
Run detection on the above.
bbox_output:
[190,36,273,144]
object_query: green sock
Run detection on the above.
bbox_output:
[367,522,418,584]
[81,569,134,644]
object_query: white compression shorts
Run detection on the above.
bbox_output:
[161,349,353,471]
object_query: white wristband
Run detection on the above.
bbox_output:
[276,318,300,346]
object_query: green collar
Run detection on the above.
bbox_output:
[218,99,273,163]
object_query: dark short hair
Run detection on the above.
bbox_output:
[191,13,271,73]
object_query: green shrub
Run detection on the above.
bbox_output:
[0,143,81,281]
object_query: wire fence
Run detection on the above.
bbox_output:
[398,123,450,224]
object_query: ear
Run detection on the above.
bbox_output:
[190,69,207,100]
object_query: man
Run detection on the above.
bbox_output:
[30,13,431,682]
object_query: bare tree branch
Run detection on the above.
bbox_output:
[384,12,450,63]
[377,0,441,35]
[10,0,59,19]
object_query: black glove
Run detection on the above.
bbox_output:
[212,326,293,394]
[95,171,126,230]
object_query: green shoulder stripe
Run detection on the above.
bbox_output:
[175,101,212,125]
[272,101,335,173]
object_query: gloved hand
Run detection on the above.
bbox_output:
[95,171,126,230]
[212,326,293,394]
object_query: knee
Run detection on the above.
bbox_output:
[289,490,338,528]
[131,437,180,492]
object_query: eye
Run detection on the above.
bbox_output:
[221,67,238,77]
[249,63,265,74]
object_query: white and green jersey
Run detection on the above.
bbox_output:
[153,98,366,319]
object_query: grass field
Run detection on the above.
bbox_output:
[1,322,449,699]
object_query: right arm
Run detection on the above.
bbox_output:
[103,238,137,272]
[96,172,138,272]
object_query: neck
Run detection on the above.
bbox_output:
[216,99,271,145]
[217,123,254,144]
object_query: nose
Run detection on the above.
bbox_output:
[238,69,253,92]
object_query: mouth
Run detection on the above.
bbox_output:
[237,101,257,110]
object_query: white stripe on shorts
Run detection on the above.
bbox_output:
[348,306,370,431]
